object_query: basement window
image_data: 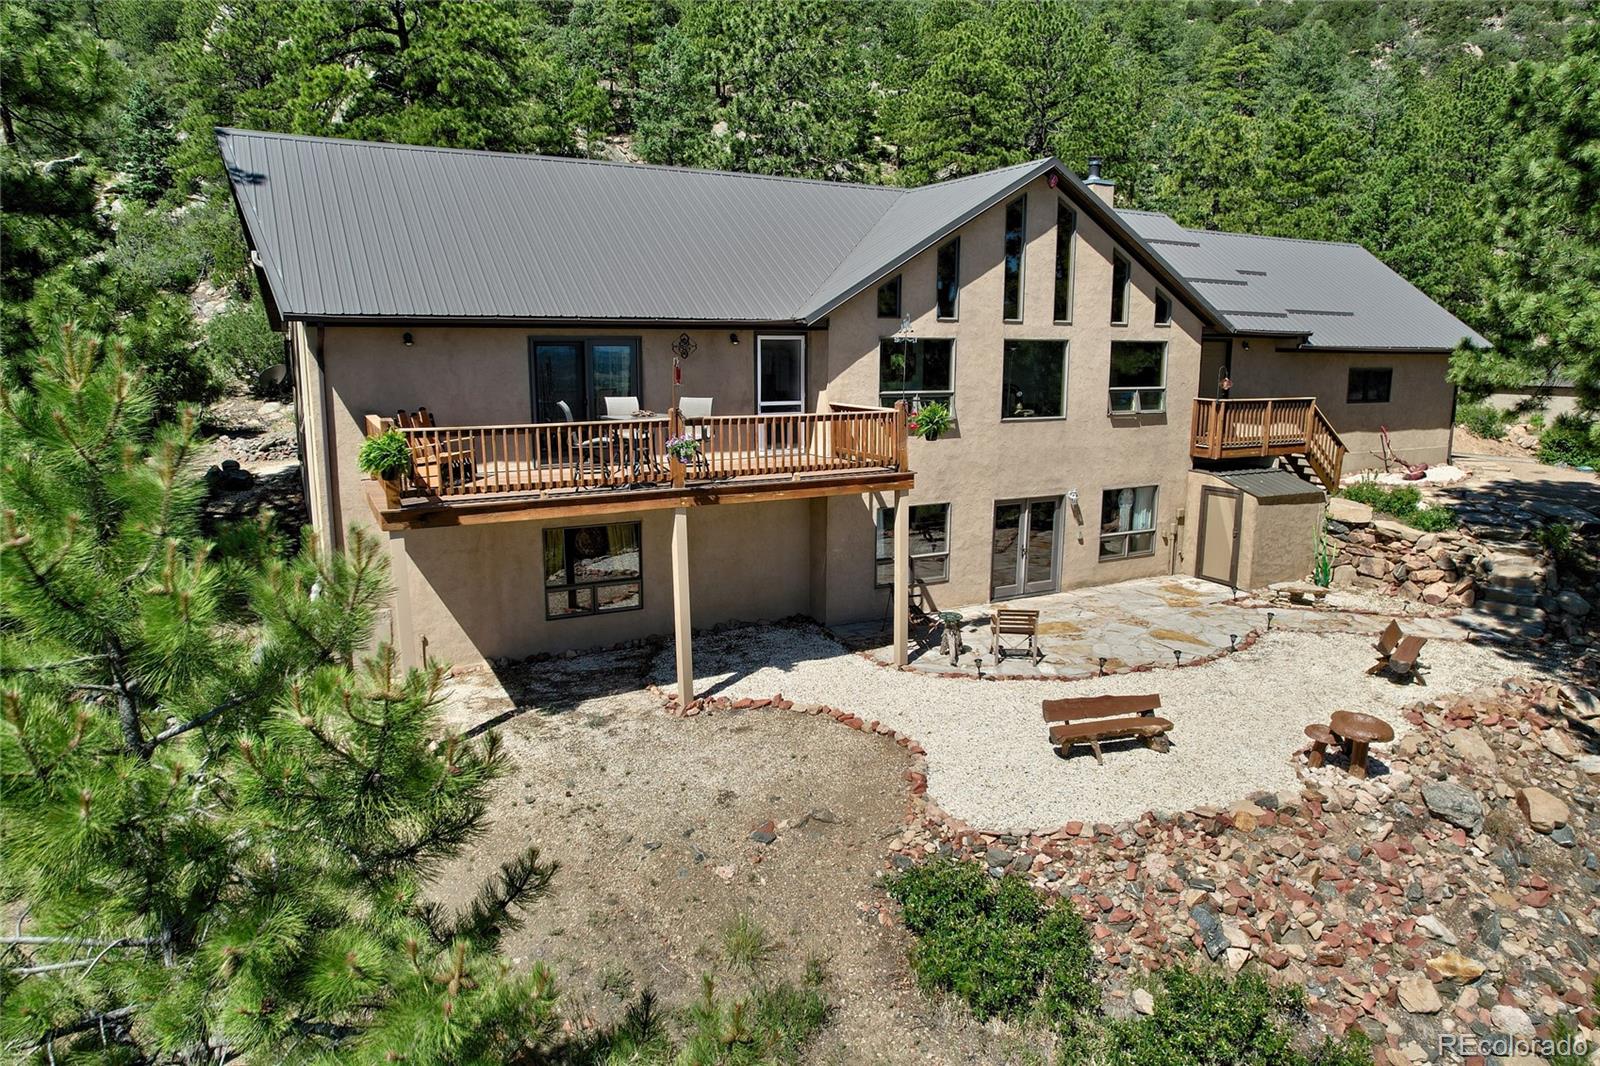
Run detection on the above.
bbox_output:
[1347,367,1393,404]
[544,522,642,619]
[1099,486,1158,560]
[876,503,951,586]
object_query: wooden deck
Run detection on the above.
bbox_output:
[366,403,913,528]
[1190,397,1346,493]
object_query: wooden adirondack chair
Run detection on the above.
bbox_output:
[396,408,473,492]
[1368,621,1426,680]
[1042,694,1172,764]
[990,608,1042,662]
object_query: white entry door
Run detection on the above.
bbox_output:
[756,335,806,453]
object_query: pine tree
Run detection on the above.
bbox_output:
[0,326,558,1063]
[1458,21,1600,405]
[116,79,177,204]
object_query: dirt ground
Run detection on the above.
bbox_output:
[429,646,1050,1064]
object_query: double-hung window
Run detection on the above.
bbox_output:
[1108,341,1166,414]
[875,503,951,586]
[1099,487,1157,560]
[879,338,955,410]
[935,237,960,320]
[1001,340,1066,419]
[544,522,643,618]
[1002,195,1026,321]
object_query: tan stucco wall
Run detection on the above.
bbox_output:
[388,499,816,665]
[821,173,1203,612]
[1228,345,1455,472]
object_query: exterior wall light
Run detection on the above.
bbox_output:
[402,332,414,347]
[729,332,739,345]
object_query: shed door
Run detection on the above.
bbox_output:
[1197,487,1242,587]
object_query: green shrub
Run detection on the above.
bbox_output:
[203,301,282,394]
[887,860,1097,1022]
[1455,401,1509,439]
[358,429,412,479]
[1337,480,1457,531]
[1537,414,1600,468]
[1096,967,1369,1066]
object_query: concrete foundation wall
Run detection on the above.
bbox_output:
[1484,388,1580,420]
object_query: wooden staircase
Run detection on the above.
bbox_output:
[1190,398,1347,494]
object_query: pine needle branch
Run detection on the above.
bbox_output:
[446,846,558,950]
[143,694,247,753]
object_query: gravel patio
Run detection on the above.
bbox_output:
[654,621,1527,832]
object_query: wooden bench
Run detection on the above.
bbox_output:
[1042,694,1172,764]
[991,608,1041,662]
[1367,621,1427,681]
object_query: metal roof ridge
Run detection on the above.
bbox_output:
[214,127,909,196]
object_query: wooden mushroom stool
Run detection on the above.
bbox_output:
[1329,710,1395,779]
[1303,722,1335,768]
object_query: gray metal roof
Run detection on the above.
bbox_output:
[1215,467,1327,501]
[1118,210,1488,352]
[217,130,1217,329]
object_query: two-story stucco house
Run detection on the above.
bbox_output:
[217,129,1483,697]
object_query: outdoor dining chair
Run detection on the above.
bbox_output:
[603,396,642,419]
[680,396,714,442]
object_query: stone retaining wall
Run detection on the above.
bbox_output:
[1325,498,1481,608]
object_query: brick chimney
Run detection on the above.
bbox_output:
[1084,157,1115,206]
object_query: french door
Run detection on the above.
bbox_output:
[991,497,1061,599]
[530,338,641,422]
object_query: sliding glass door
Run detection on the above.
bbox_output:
[530,337,641,422]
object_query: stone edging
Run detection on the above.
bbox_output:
[851,625,1267,682]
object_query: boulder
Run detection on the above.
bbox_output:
[1421,581,1451,605]
[1557,590,1590,616]
[1398,973,1442,1014]
[1490,1004,1535,1036]
[1515,787,1569,833]
[1422,782,1484,835]
[1373,518,1421,543]
[1132,988,1155,1015]
[1327,497,1373,527]
[1447,729,1496,767]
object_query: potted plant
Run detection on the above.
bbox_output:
[358,430,411,505]
[665,434,701,463]
[909,400,952,442]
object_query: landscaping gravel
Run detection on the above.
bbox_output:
[654,625,1521,831]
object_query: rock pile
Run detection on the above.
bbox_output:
[881,677,1599,1059]
[1324,499,1481,609]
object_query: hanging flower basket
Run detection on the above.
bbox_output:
[666,434,702,463]
[908,400,952,442]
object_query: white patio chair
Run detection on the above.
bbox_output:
[680,396,713,441]
[603,395,641,420]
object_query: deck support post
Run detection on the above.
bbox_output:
[671,506,694,702]
[892,490,909,668]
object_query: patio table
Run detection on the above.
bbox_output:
[1329,709,1394,779]
[607,414,669,483]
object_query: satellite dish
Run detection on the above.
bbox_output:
[257,363,289,392]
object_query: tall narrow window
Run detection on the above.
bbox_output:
[935,237,960,320]
[1053,202,1075,322]
[1110,253,1130,325]
[877,274,901,319]
[1154,290,1171,326]
[1003,195,1026,321]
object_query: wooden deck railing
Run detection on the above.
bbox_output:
[1191,397,1346,493]
[365,402,907,505]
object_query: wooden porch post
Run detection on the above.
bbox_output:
[671,506,694,701]
[892,490,909,668]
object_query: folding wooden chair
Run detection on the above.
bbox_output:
[990,608,1042,662]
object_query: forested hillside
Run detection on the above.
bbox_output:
[2,0,1596,409]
